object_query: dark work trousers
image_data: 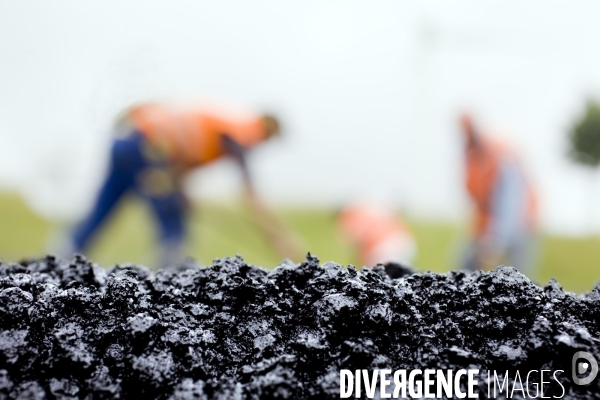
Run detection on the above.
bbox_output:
[72,131,187,269]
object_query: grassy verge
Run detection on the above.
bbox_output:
[1,191,599,293]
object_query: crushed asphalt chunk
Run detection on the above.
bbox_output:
[0,254,599,399]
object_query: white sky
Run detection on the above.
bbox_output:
[1,0,600,235]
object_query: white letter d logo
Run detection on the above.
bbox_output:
[572,351,598,385]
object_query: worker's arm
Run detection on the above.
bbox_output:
[221,134,253,189]
[221,135,302,260]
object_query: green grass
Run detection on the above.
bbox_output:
[0,192,52,261]
[1,191,599,293]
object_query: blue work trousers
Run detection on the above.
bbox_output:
[72,132,186,267]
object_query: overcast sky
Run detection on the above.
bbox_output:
[1,0,600,235]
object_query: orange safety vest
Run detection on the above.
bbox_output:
[466,136,538,238]
[127,102,268,168]
[339,202,415,266]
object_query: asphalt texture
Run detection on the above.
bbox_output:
[0,254,599,399]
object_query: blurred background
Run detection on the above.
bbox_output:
[2,0,600,292]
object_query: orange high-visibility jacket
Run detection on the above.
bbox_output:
[339,202,415,266]
[466,136,538,238]
[127,102,268,168]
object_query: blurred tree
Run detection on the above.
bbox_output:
[568,99,600,234]
[568,100,600,167]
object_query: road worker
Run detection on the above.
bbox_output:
[460,112,538,273]
[68,100,299,268]
[338,201,417,268]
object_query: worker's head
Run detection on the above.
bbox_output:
[262,114,281,139]
[459,111,478,149]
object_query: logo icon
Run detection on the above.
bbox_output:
[572,351,598,385]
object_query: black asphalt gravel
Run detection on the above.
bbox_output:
[0,254,599,399]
